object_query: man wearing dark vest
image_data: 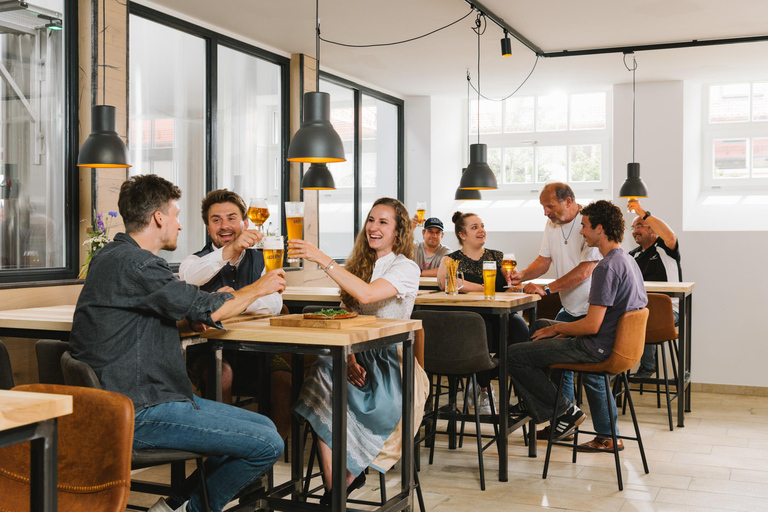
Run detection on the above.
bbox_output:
[627,198,682,378]
[179,189,290,438]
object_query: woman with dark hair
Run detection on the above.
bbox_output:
[288,197,428,504]
[436,211,530,414]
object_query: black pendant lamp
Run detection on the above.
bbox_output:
[618,53,648,199]
[77,0,130,168]
[291,0,345,190]
[460,14,497,191]
[301,163,336,190]
[455,168,482,200]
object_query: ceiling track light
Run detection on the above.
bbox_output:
[289,0,345,190]
[460,14,498,191]
[618,53,649,199]
[77,0,130,168]
[500,29,512,57]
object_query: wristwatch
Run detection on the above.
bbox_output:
[642,211,652,220]
[544,284,551,295]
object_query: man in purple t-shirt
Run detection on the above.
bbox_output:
[507,200,647,442]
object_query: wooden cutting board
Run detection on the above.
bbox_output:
[269,314,377,329]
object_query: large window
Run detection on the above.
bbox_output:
[469,91,609,193]
[0,0,76,282]
[318,75,403,260]
[703,82,768,187]
[129,5,288,264]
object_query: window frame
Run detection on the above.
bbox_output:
[128,3,290,266]
[0,0,80,284]
[702,81,768,190]
[316,71,404,256]
[468,91,611,196]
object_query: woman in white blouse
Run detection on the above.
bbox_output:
[288,197,428,505]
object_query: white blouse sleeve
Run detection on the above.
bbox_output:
[378,255,420,299]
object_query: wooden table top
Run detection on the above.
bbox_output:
[0,305,75,331]
[421,276,696,295]
[414,291,540,308]
[200,316,422,347]
[282,286,341,303]
[0,390,73,432]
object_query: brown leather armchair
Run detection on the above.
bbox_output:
[0,383,133,511]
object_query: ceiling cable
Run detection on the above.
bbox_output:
[468,54,539,102]
[320,8,475,48]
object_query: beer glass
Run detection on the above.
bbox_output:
[502,252,517,288]
[285,202,305,263]
[483,260,497,300]
[247,198,270,232]
[416,202,426,226]
[444,259,464,295]
[263,236,284,272]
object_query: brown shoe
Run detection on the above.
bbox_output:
[576,436,624,452]
[536,425,573,442]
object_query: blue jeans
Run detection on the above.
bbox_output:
[553,308,585,403]
[133,396,283,512]
[638,310,680,372]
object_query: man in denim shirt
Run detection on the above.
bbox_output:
[70,175,286,512]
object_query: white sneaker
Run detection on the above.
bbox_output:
[148,499,187,512]
[148,499,173,512]
[477,389,492,415]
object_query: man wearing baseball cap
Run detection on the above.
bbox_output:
[411,215,451,276]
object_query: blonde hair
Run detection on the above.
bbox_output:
[340,197,414,310]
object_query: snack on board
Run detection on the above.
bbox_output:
[303,308,359,320]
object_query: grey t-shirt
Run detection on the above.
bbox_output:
[413,240,451,270]
[583,247,647,358]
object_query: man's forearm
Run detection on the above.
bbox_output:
[521,256,550,281]
[211,284,268,322]
[549,261,598,294]
[421,267,439,277]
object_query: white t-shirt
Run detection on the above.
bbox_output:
[356,252,420,320]
[539,212,601,317]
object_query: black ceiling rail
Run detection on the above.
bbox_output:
[463,0,768,58]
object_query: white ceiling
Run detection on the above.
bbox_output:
[137,0,768,98]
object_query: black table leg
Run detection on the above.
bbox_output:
[685,293,692,413]
[291,353,305,500]
[498,312,509,482]
[402,336,415,507]
[676,294,687,427]
[29,419,57,512]
[331,348,349,512]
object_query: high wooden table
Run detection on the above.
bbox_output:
[413,291,541,482]
[0,389,73,512]
[282,286,341,313]
[200,316,422,512]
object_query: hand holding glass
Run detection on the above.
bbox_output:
[502,252,517,288]
[263,236,284,272]
[247,198,270,231]
[416,202,426,227]
[285,201,305,263]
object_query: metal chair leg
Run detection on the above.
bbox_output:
[661,343,674,431]
[623,372,649,474]
[604,374,623,491]
[471,375,486,491]
[542,372,566,480]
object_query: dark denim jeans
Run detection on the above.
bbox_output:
[133,395,283,512]
[507,334,603,425]
[553,308,586,402]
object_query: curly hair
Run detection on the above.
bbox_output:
[580,200,625,243]
[451,211,477,246]
[200,189,247,225]
[340,197,414,310]
[118,174,181,234]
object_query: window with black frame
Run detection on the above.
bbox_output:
[128,5,287,265]
[0,0,69,275]
[318,76,403,260]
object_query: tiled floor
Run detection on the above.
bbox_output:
[128,389,768,511]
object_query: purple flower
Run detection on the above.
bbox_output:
[108,211,117,218]
[96,214,105,232]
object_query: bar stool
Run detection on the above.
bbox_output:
[626,293,679,431]
[542,308,650,491]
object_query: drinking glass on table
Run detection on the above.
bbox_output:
[416,202,426,227]
[444,258,464,295]
[285,201,305,263]
[482,260,497,300]
[263,236,284,272]
[502,252,517,288]
[247,198,270,234]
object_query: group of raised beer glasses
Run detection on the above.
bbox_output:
[247,199,305,271]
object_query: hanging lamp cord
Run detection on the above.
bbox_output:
[474,14,484,145]
[623,53,638,163]
[102,0,106,105]
[315,0,320,90]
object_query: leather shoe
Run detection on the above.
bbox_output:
[319,473,367,506]
[576,436,624,452]
[536,425,573,442]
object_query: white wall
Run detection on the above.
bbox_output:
[406,81,768,388]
